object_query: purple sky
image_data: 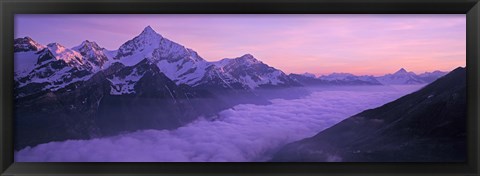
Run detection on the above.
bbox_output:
[15,14,466,76]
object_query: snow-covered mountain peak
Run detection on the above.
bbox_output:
[74,40,103,51]
[137,26,163,42]
[47,42,66,51]
[14,37,45,52]
[46,42,84,67]
[111,26,213,86]
[114,26,164,62]
[213,54,260,68]
[15,36,35,44]
[72,40,110,71]
[238,54,258,61]
[207,53,299,89]
[140,26,161,37]
[231,54,261,65]
[73,40,105,57]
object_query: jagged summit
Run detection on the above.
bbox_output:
[18,36,35,42]
[14,36,34,42]
[395,68,408,74]
[72,40,110,71]
[240,53,254,58]
[74,40,103,51]
[46,42,67,53]
[43,42,88,69]
[81,40,99,46]
[234,54,260,65]
[139,25,162,38]
[376,68,424,85]
[136,25,163,43]
[209,53,298,89]
[142,25,155,32]
[47,42,64,48]
[14,36,45,52]
[114,26,164,62]
[215,54,261,67]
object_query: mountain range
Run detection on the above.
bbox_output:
[13,26,449,150]
[14,26,304,99]
[14,26,448,99]
[289,68,447,86]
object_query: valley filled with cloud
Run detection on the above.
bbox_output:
[15,85,423,162]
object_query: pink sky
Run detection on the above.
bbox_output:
[15,14,465,76]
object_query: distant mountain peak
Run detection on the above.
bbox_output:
[395,68,408,74]
[376,68,429,85]
[143,25,154,31]
[241,53,254,58]
[235,54,260,64]
[328,72,355,77]
[302,72,316,78]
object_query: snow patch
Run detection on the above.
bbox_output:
[47,43,84,67]
[107,68,145,95]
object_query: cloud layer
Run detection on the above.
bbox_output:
[16,85,424,162]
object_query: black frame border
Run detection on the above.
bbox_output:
[1,0,479,175]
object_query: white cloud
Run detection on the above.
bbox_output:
[15,85,424,162]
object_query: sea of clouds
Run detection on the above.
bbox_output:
[15,85,424,162]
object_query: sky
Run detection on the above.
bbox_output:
[15,14,466,76]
